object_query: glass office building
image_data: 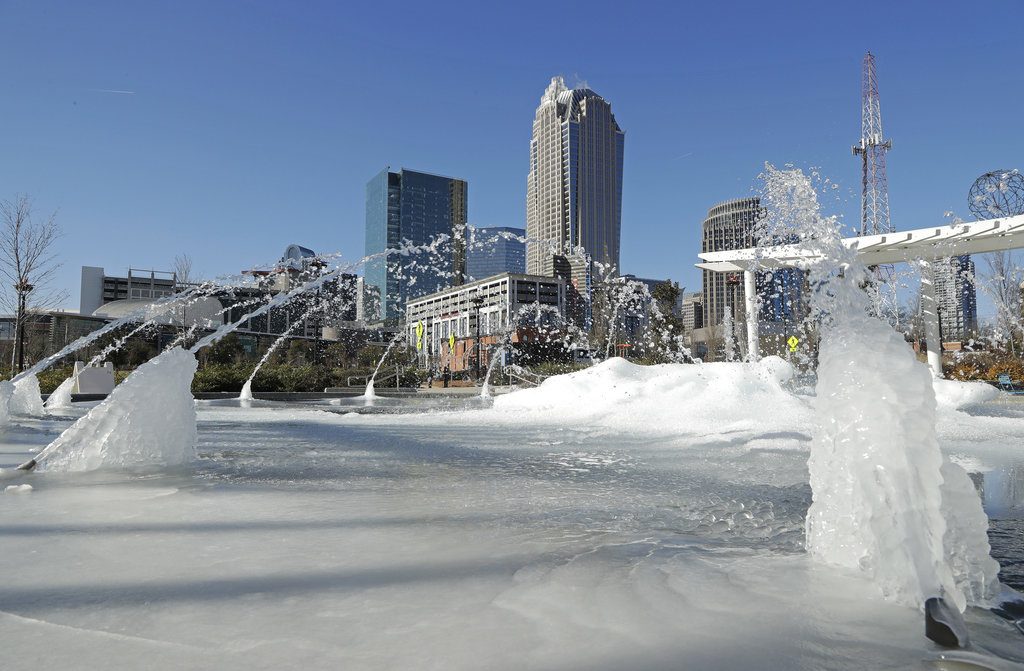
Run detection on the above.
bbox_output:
[364,167,468,324]
[466,226,526,281]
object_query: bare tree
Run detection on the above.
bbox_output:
[0,195,65,372]
[173,253,195,286]
[980,251,1023,355]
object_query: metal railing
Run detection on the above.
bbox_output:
[503,365,543,387]
[346,366,402,389]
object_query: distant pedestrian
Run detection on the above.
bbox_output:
[426,369,434,389]
[443,365,451,388]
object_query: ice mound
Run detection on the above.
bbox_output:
[10,374,44,416]
[0,380,12,427]
[933,377,1000,411]
[806,309,999,612]
[493,356,809,434]
[5,483,33,494]
[40,348,198,472]
[44,375,75,409]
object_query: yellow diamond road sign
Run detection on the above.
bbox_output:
[787,336,799,352]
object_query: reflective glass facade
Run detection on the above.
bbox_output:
[466,227,526,281]
[526,77,624,281]
[364,168,467,324]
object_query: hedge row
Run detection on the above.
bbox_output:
[26,363,423,395]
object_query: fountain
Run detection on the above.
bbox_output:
[0,218,1021,667]
[479,345,505,399]
[362,331,405,400]
[239,306,318,401]
[759,165,1002,628]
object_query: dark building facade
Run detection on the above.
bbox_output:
[467,227,526,281]
[364,167,468,325]
[701,197,805,334]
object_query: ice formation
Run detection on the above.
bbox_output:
[493,355,809,435]
[39,348,198,472]
[758,164,1002,611]
[44,374,75,409]
[0,379,13,427]
[806,308,999,610]
[9,374,44,416]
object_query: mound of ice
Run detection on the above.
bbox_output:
[40,348,198,472]
[493,356,809,434]
[44,375,75,409]
[933,378,1000,410]
[806,302,999,612]
[10,374,44,416]
[0,380,12,427]
[4,483,33,494]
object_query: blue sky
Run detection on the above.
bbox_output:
[2,0,1022,313]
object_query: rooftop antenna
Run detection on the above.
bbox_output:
[852,52,894,236]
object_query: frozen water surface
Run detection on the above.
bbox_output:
[2,363,1024,669]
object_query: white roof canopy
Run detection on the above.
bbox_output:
[696,214,1024,273]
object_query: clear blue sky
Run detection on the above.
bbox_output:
[2,0,1022,313]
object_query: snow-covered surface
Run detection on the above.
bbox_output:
[0,360,1023,669]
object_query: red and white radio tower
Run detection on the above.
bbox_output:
[852,52,893,236]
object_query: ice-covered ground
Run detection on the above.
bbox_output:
[1,360,1024,670]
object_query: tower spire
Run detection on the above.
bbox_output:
[852,52,893,235]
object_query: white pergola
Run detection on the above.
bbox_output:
[696,214,1024,377]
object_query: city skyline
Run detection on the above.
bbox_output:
[2,2,1022,318]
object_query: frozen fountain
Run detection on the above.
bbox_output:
[759,165,1002,644]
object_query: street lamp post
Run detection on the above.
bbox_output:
[14,280,34,373]
[471,294,484,381]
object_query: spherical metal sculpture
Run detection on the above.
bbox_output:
[968,169,1024,220]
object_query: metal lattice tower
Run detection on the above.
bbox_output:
[852,52,893,236]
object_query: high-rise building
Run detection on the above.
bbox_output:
[928,255,978,341]
[526,76,625,287]
[700,197,804,332]
[364,167,468,324]
[466,226,526,281]
[701,198,760,328]
[680,292,704,334]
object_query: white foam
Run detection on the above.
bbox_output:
[933,377,1000,410]
[493,356,809,435]
[4,483,33,493]
[39,348,198,472]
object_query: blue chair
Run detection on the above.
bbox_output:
[997,373,1024,395]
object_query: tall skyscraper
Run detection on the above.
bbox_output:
[466,226,526,281]
[700,197,803,331]
[526,76,625,286]
[928,255,978,342]
[364,167,467,324]
[701,198,760,328]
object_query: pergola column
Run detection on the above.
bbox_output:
[919,261,943,378]
[743,269,760,362]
